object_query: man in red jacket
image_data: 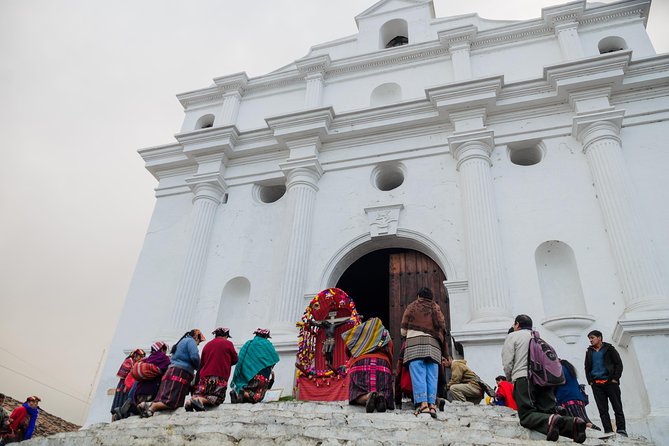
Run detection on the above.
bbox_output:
[7,396,40,442]
[187,327,238,411]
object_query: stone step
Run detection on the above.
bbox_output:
[28,401,654,446]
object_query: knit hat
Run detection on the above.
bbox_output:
[212,327,232,338]
[151,341,168,352]
[253,328,271,339]
[26,396,41,403]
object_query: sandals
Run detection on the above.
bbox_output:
[428,406,438,419]
[414,405,430,416]
[137,402,153,418]
[375,394,387,413]
[366,392,378,413]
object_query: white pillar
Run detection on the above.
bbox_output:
[449,131,511,323]
[219,91,242,125]
[304,73,324,108]
[574,111,668,314]
[276,159,323,329]
[170,181,225,333]
[450,42,472,81]
[555,21,584,60]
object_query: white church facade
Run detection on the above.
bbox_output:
[88,0,669,440]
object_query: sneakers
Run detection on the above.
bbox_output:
[546,414,567,442]
[366,392,378,413]
[572,417,587,444]
[617,430,628,437]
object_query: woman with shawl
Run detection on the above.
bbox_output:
[114,341,171,420]
[7,396,40,442]
[138,329,205,417]
[400,287,447,418]
[110,348,145,419]
[230,328,280,403]
[342,317,394,413]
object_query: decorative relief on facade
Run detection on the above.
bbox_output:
[364,204,403,238]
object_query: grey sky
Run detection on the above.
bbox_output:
[1,0,667,424]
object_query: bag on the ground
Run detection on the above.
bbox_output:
[527,330,565,387]
[131,361,161,381]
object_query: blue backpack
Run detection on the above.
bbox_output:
[527,330,565,387]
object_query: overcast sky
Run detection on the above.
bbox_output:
[1,0,667,424]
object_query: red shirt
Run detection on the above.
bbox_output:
[496,380,517,410]
[9,406,28,432]
[198,337,238,381]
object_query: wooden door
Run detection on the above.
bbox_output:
[389,251,451,363]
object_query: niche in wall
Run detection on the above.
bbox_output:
[195,114,215,129]
[217,277,251,336]
[598,36,627,54]
[370,83,402,107]
[536,240,593,343]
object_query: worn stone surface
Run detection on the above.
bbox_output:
[26,401,654,445]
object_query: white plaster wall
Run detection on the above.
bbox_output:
[236,88,303,131]
[471,37,563,83]
[580,20,656,59]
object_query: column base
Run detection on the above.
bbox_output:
[623,296,669,315]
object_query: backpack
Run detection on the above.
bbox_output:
[527,330,565,387]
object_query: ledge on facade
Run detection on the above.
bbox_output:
[612,311,669,348]
[541,314,595,344]
[451,324,512,346]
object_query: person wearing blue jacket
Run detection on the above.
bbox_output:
[555,359,600,431]
[138,329,205,417]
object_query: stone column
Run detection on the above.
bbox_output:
[296,55,331,109]
[449,128,511,323]
[213,72,248,126]
[168,150,227,334]
[574,110,668,313]
[275,157,323,329]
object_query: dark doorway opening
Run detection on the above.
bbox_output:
[335,248,404,327]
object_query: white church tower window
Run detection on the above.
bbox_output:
[194,113,215,129]
[380,19,408,49]
[598,36,627,54]
[370,82,402,107]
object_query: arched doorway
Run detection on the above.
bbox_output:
[336,248,451,361]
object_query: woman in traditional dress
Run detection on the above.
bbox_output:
[400,287,447,418]
[114,341,171,419]
[138,329,205,417]
[110,348,145,420]
[188,327,238,411]
[555,359,600,430]
[343,317,394,413]
[7,396,40,442]
[229,329,279,404]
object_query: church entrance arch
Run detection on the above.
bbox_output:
[335,248,451,362]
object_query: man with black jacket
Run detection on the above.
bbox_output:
[584,330,626,437]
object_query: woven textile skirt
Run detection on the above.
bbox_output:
[110,378,128,414]
[348,356,395,410]
[560,399,594,424]
[155,366,193,410]
[193,375,228,405]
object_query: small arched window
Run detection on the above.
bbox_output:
[598,36,627,54]
[195,114,215,130]
[380,19,409,50]
[370,83,402,107]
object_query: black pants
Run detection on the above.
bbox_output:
[513,377,578,439]
[591,381,625,433]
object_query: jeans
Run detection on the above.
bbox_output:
[409,359,438,404]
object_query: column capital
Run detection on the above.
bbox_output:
[280,157,323,189]
[426,77,501,116]
[448,130,494,169]
[541,2,584,28]
[266,107,334,144]
[438,25,477,50]
[213,72,249,94]
[572,109,624,148]
[296,55,331,77]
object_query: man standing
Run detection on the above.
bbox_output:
[584,330,626,437]
[502,314,586,443]
[443,356,483,404]
[187,327,238,411]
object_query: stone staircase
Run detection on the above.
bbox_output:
[27,401,654,446]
